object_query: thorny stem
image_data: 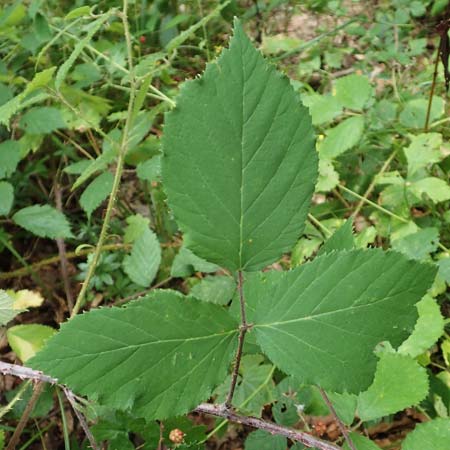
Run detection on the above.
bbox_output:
[225,271,249,408]
[1,363,340,450]
[319,388,356,450]
[71,0,137,318]
[195,403,340,450]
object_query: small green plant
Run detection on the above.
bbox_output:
[25,20,445,449]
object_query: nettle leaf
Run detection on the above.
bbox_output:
[30,291,238,419]
[0,181,14,215]
[79,171,114,219]
[162,20,317,272]
[399,295,444,357]
[248,249,436,393]
[123,228,161,287]
[402,418,450,450]
[357,352,429,421]
[13,205,73,239]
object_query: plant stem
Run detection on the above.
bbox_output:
[195,403,340,450]
[0,380,31,420]
[225,271,249,408]
[424,44,440,132]
[319,388,356,450]
[6,382,45,450]
[56,388,71,450]
[71,0,137,318]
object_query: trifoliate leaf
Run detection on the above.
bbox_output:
[317,218,354,256]
[123,228,161,287]
[402,418,450,450]
[0,181,14,215]
[245,430,286,450]
[0,140,21,179]
[399,295,444,357]
[190,275,236,305]
[80,171,114,219]
[334,74,372,110]
[248,249,436,393]
[357,352,429,421]
[7,324,56,362]
[319,116,365,159]
[30,291,238,419]
[13,204,73,239]
[19,106,66,135]
[162,20,317,272]
[171,246,219,277]
[0,290,19,326]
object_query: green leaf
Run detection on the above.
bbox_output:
[55,13,112,90]
[123,228,161,287]
[301,93,343,125]
[79,172,114,219]
[402,418,450,449]
[30,291,238,419]
[399,295,444,357]
[334,74,372,110]
[0,290,19,326]
[124,214,150,243]
[248,249,436,393]
[7,324,56,362]
[23,67,57,96]
[245,430,286,450]
[326,391,357,425]
[136,156,161,182]
[391,227,439,260]
[410,177,450,203]
[404,133,443,177]
[343,433,380,450]
[13,204,73,239]
[357,352,429,421]
[0,140,21,179]
[19,107,66,135]
[64,6,92,20]
[190,275,236,305]
[171,247,219,277]
[319,116,365,159]
[162,20,317,272]
[0,430,4,450]
[0,181,14,215]
[316,157,339,192]
[400,98,444,129]
[317,218,354,256]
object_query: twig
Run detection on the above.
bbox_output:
[0,244,131,281]
[225,271,249,408]
[63,387,100,450]
[6,381,45,450]
[0,361,58,383]
[319,388,356,450]
[55,183,74,313]
[194,403,340,450]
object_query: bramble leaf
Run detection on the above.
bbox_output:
[162,20,317,272]
[30,291,238,419]
[248,249,436,393]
